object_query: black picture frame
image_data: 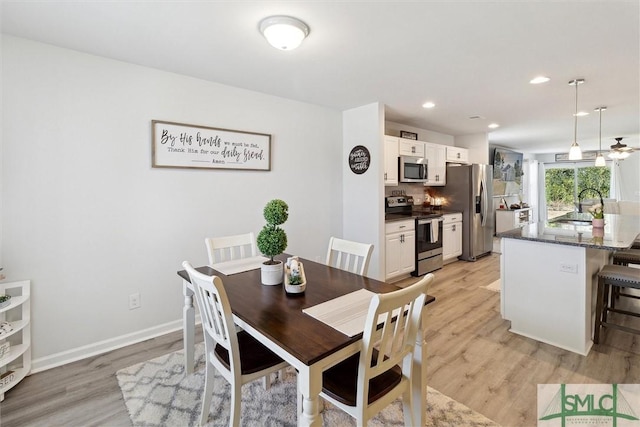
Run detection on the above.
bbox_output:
[400,131,418,140]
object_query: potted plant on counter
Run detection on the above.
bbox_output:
[257,199,288,285]
[588,203,605,228]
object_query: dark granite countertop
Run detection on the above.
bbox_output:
[497,212,640,250]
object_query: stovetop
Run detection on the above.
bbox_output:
[385,195,442,221]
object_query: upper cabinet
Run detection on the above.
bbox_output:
[398,138,425,157]
[424,142,446,186]
[384,135,399,186]
[446,146,469,164]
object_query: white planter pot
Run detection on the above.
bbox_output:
[261,261,283,285]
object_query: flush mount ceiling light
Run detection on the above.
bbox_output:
[608,137,634,160]
[488,123,500,129]
[568,79,585,160]
[594,106,607,167]
[422,101,436,109]
[530,76,550,84]
[259,16,309,50]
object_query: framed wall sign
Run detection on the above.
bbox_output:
[348,145,371,175]
[151,120,271,171]
[400,131,418,140]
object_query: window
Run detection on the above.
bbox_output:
[544,163,611,220]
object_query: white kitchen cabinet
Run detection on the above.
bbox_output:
[385,220,416,280]
[398,138,425,157]
[384,135,399,186]
[446,146,469,164]
[495,208,531,234]
[424,142,446,186]
[0,280,30,401]
[442,213,463,263]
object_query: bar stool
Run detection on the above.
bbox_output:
[593,264,640,344]
[610,249,640,308]
[613,248,640,266]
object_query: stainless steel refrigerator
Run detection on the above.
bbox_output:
[438,164,494,261]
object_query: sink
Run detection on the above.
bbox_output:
[552,219,593,226]
[549,212,594,226]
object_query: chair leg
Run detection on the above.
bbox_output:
[199,363,215,426]
[229,379,242,427]
[594,277,605,344]
[401,387,415,427]
[262,374,271,390]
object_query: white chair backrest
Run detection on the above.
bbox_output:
[205,232,257,265]
[325,237,374,276]
[357,273,433,406]
[182,261,241,375]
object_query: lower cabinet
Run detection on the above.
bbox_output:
[442,213,462,263]
[385,220,416,280]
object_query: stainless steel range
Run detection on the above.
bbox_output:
[385,196,444,276]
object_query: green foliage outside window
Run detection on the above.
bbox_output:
[545,166,611,213]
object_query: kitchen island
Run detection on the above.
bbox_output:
[498,212,640,355]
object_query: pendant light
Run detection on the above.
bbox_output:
[594,106,607,167]
[568,79,585,160]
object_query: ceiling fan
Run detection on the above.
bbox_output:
[608,137,636,159]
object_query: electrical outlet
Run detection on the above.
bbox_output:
[559,263,578,274]
[129,292,141,310]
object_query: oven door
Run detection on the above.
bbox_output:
[416,217,443,258]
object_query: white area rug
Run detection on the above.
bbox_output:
[482,280,501,293]
[117,343,501,427]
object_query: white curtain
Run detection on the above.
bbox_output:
[611,160,622,201]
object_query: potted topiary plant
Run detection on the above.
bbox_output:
[257,199,288,285]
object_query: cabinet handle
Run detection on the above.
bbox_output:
[399,225,406,229]
[452,225,456,231]
[384,172,387,180]
[457,153,460,158]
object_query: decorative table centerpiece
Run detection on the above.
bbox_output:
[257,199,288,285]
[284,256,306,295]
[588,203,605,228]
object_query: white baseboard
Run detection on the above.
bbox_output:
[31,319,189,373]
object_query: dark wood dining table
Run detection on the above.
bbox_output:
[177,254,435,427]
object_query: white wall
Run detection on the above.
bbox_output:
[2,36,343,368]
[385,121,454,146]
[455,133,489,164]
[343,104,385,280]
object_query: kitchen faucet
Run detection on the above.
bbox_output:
[577,188,604,213]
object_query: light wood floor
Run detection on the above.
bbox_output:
[2,253,639,426]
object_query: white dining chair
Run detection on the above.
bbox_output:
[205,232,283,388]
[205,232,257,265]
[325,236,374,276]
[319,274,433,427]
[182,261,289,427]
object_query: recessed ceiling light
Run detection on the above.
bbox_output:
[574,111,589,117]
[530,76,550,84]
[488,123,500,129]
[422,102,435,109]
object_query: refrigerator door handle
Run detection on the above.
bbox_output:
[480,177,487,227]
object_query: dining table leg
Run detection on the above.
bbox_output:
[297,365,323,427]
[182,280,195,374]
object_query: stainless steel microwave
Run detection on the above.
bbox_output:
[399,156,428,183]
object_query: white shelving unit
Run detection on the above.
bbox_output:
[0,280,31,401]
[495,208,532,234]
